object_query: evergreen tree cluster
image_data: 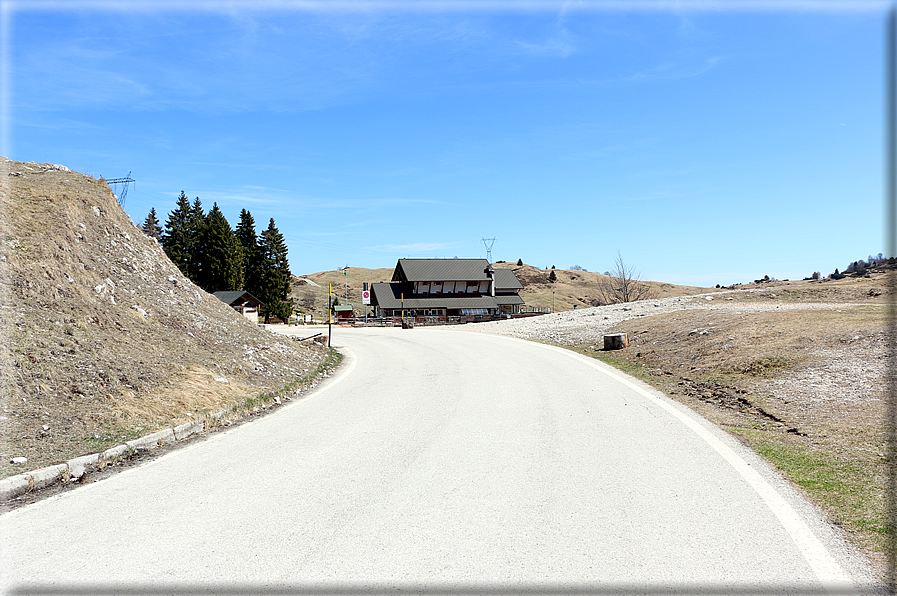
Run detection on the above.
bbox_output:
[144,193,293,323]
[830,253,894,280]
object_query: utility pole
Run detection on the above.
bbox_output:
[328,283,332,347]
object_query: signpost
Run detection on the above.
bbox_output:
[362,284,370,326]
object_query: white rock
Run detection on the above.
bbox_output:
[93,206,102,217]
[10,457,27,464]
[214,376,229,384]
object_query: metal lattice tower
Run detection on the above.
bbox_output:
[106,172,135,207]
[482,237,496,263]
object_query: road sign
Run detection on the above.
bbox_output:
[362,290,371,305]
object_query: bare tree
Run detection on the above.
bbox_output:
[595,252,652,304]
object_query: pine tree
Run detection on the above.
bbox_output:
[161,192,194,277]
[257,218,293,323]
[188,197,206,281]
[548,269,557,283]
[196,203,244,293]
[516,259,523,266]
[141,208,162,241]
[235,209,260,296]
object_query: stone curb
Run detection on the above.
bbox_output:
[0,418,212,504]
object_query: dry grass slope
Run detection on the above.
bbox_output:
[491,262,719,311]
[0,158,330,479]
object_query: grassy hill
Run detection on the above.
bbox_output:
[290,262,719,317]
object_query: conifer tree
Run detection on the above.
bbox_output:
[188,197,206,281]
[197,203,244,293]
[235,209,260,296]
[257,218,293,323]
[161,191,194,277]
[141,208,162,240]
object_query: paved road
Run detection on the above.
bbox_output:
[0,327,875,593]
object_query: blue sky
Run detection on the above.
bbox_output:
[5,1,888,286]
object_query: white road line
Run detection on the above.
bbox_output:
[487,333,857,592]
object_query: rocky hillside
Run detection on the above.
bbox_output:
[0,158,329,479]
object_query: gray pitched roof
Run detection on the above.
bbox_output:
[393,259,493,283]
[371,283,499,310]
[213,291,263,307]
[494,295,524,305]
[493,268,523,290]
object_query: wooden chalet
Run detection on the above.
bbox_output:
[370,259,524,318]
[213,291,263,324]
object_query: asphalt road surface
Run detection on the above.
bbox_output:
[0,326,877,594]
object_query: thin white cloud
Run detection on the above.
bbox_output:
[371,242,461,253]
[340,219,388,228]
[622,55,724,82]
[15,116,106,130]
[514,36,575,57]
[321,197,452,209]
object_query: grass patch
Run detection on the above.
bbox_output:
[232,347,343,418]
[732,429,888,552]
[739,356,790,377]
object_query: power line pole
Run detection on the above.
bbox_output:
[482,237,496,263]
[106,172,135,207]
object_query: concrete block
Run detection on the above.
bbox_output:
[67,453,100,478]
[126,428,175,451]
[102,444,130,461]
[173,421,204,441]
[0,474,31,502]
[26,464,68,490]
